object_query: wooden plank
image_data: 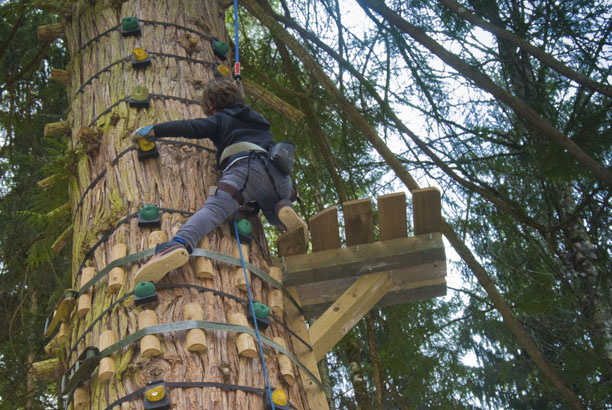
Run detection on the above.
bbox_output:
[377,192,407,241]
[309,205,341,252]
[343,198,374,246]
[285,288,329,410]
[310,272,393,362]
[277,227,308,257]
[301,277,447,319]
[413,188,441,235]
[283,233,445,287]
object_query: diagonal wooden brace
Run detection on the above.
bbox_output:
[309,271,393,362]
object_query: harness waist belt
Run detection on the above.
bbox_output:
[219,142,266,165]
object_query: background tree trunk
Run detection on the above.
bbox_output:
[63,0,309,408]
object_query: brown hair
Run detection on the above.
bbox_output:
[201,78,244,115]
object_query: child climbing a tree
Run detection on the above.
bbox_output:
[132,77,307,283]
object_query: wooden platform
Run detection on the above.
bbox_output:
[278,189,446,321]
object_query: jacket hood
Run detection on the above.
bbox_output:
[224,104,270,130]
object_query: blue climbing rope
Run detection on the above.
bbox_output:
[233,0,241,79]
[234,213,275,410]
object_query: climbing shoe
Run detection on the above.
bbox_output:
[134,240,190,284]
[275,200,309,245]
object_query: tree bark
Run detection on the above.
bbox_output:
[62,1,310,408]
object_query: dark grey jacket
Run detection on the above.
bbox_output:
[153,103,274,168]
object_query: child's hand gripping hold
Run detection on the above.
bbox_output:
[131,125,156,151]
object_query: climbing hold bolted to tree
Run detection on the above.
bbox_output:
[136,136,160,160]
[129,85,150,108]
[211,38,229,59]
[143,380,170,409]
[132,47,151,68]
[134,281,158,306]
[264,388,289,410]
[121,16,141,36]
[214,63,230,78]
[138,205,161,228]
[247,301,270,330]
[230,218,252,244]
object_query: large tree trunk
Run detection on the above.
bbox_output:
[62,0,310,408]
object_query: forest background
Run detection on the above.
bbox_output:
[0,0,610,408]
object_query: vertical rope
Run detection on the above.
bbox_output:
[234,213,275,409]
[233,0,241,80]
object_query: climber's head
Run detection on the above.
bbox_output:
[201,77,245,115]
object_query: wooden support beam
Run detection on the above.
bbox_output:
[283,234,444,287]
[377,192,407,241]
[284,234,446,319]
[44,121,69,138]
[413,187,441,235]
[309,205,341,252]
[310,271,392,362]
[285,288,329,409]
[343,198,374,246]
[50,68,70,85]
[37,23,65,42]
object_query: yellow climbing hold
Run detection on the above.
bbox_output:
[272,388,288,406]
[145,384,166,402]
[133,47,149,61]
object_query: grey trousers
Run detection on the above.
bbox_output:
[175,156,292,250]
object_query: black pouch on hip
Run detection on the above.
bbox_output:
[269,142,295,176]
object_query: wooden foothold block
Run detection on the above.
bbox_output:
[233,243,250,291]
[73,385,89,410]
[77,267,95,318]
[377,192,407,241]
[58,322,70,345]
[108,243,127,292]
[343,198,374,246]
[196,238,214,279]
[148,231,167,248]
[50,68,70,85]
[138,310,161,357]
[37,23,66,42]
[269,267,284,317]
[184,303,207,352]
[273,336,295,386]
[309,205,341,252]
[229,312,257,358]
[44,121,69,138]
[413,188,441,235]
[98,330,117,382]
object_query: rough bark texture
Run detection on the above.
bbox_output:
[62,1,309,408]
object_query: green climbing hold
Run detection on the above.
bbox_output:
[236,219,252,236]
[129,86,150,108]
[253,302,270,319]
[212,39,230,59]
[131,86,148,102]
[121,17,140,33]
[134,281,158,306]
[135,281,156,297]
[139,204,159,220]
